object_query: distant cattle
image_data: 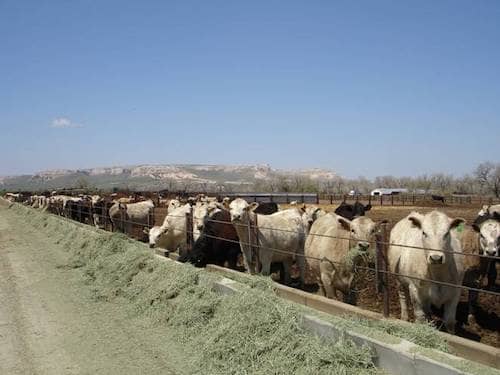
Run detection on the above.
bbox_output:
[334,202,371,220]
[305,213,380,304]
[431,195,445,203]
[178,209,241,269]
[387,211,465,333]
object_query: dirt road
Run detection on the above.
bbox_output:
[0,207,192,375]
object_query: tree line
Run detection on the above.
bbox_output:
[250,162,500,197]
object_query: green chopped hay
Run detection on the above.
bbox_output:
[341,316,448,352]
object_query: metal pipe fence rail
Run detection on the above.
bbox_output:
[320,193,500,207]
[45,202,500,316]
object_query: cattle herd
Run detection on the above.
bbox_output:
[4,191,500,337]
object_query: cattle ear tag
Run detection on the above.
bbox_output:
[456,223,464,233]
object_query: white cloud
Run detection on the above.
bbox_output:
[50,117,83,129]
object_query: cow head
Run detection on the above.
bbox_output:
[193,202,221,236]
[338,216,379,253]
[302,206,326,231]
[473,219,500,257]
[228,198,258,223]
[408,211,465,265]
[147,226,167,248]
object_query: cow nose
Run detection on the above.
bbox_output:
[197,224,203,230]
[429,255,443,264]
[485,249,497,257]
[149,243,155,249]
[358,242,369,252]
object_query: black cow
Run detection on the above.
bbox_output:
[334,202,371,220]
[431,195,445,203]
[178,210,242,269]
[253,202,279,215]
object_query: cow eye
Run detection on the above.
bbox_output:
[422,232,428,238]
[351,229,355,233]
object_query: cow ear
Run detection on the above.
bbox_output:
[408,216,422,229]
[338,217,351,231]
[248,202,259,211]
[365,204,372,211]
[449,218,466,231]
[472,223,480,232]
[143,228,150,235]
[301,203,306,212]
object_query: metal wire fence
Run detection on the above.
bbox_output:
[29,197,500,323]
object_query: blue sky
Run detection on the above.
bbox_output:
[1,0,499,178]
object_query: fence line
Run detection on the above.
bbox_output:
[38,201,500,307]
[320,193,500,207]
[55,204,498,261]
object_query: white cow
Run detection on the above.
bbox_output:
[301,204,327,234]
[304,213,380,303]
[227,198,306,284]
[387,211,465,333]
[109,199,155,236]
[148,202,219,253]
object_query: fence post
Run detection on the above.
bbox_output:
[247,215,259,274]
[368,194,371,206]
[376,223,390,318]
[78,202,82,222]
[391,194,394,206]
[380,194,383,206]
[330,195,333,205]
[185,206,194,254]
[254,214,259,273]
[412,194,415,205]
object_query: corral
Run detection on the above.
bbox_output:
[3,192,500,372]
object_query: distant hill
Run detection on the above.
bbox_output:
[0,164,337,192]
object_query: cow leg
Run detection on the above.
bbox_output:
[282,259,293,285]
[487,260,498,289]
[320,272,336,299]
[241,245,254,274]
[409,284,427,323]
[296,254,306,288]
[467,284,479,325]
[443,293,460,334]
[397,282,411,321]
[259,252,273,277]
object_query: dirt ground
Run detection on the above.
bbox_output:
[0,205,199,375]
